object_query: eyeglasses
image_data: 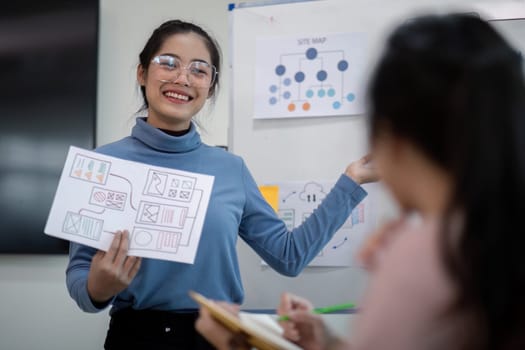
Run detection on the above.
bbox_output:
[151,55,217,88]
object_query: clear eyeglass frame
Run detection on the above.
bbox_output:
[151,55,218,88]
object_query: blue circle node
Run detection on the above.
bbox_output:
[283,91,291,99]
[306,89,314,98]
[283,78,292,86]
[337,60,349,71]
[294,71,305,83]
[275,65,286,76]
[316,70,327,82]
[269,97,277,105]
[306,48,318,60]
[333,101,341,109]
[346,93,355,102]
[318,89,326,98]
[327,88,336,97]
[269,85,278,93]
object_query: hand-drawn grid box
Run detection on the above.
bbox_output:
[136,201,188,229]
[131,227,182,254]
[70,153,111,185]
[143,170,196,202]
[89,187,127,211]
[62,211,103,241]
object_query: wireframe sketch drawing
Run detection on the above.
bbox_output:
[45,146,214,264]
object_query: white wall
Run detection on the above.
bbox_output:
[0,1,522,349]
[0,255,109,350]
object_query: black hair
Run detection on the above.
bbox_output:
[368,13,525,349]
[138,19,222,108]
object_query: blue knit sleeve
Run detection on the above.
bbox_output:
[66,242,114,313]
[238,161,367,276]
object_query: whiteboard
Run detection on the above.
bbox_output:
[229,0,525,309]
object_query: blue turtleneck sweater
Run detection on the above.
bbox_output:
[66,117,367,313]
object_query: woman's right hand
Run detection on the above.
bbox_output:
[277,293,335,350]
[87,230,142,303]
[278,293,348,350]
[278,292,314,343]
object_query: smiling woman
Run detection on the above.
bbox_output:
[65,19,378,350]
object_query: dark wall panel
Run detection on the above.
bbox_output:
[0,1,98,253]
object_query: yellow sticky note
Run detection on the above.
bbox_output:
[259,185,279,213]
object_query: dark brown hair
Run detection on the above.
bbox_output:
[368,13,525,349]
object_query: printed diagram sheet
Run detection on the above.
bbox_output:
[270,180,375,267]
[45,146,214,264]
[254,32,367,119]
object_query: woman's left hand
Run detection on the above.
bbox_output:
[345,154,379,184]
[195,302,250,350]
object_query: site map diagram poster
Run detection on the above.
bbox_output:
[254,32,367,119]
[45,146,214,264]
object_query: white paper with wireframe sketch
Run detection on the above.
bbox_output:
[44,146,214,264]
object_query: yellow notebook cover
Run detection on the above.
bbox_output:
[190,291,301,350]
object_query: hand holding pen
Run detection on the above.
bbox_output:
[277,293,352,349]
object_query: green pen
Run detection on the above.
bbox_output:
[277,302,356,321]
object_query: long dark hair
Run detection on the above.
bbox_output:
[368,14,525,349]
[138,19,222,108]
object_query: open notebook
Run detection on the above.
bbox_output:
[190,291,302,350]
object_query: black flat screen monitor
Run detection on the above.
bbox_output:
[0,1,98,253]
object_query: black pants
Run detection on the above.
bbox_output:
[104,308,215,350]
